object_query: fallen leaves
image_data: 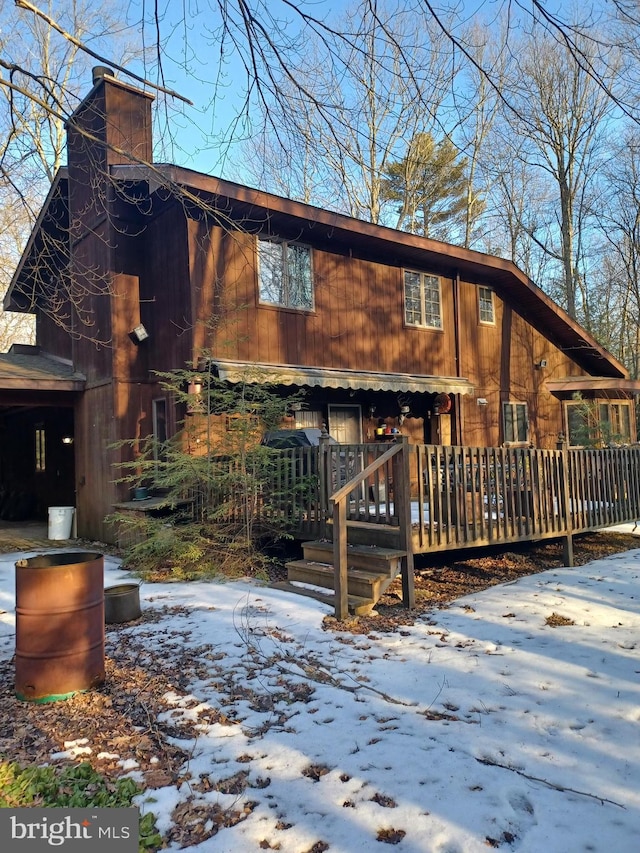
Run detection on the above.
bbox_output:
[377,827,407,844]
[167,799,257,848]
[302,763,331,782]
[371,792,397,808]
[545,612,576,627]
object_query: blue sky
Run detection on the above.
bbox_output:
[124,1,596,184]
[128,0,349,180]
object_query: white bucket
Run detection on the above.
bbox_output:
[48,506,75,540]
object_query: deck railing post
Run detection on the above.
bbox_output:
[559,443,574,567]
[332,497,349,620]
[318,430,331,534]
[393,436,415,609]
[282,437,640,580]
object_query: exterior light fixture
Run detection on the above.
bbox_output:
[129,324,149,344]
[62,435,74,445]
[187,379,204,414]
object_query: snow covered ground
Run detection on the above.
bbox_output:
[1,526,640,852]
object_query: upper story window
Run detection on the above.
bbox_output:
[503,401,528,445]
[258,237,314,310]
[478,286,495,324]
[403,270,442,329]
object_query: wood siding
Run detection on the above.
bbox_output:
[457,280,593,447]
[196,225,457,375]
[74,384,118,539]
[36,312,73,361]
[170,221,593,453]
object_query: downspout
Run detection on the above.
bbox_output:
[453,271,463,445]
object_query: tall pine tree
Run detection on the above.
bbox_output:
[381,133,471,240]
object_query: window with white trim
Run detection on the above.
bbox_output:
[403,270,442,329]
[503,401,528,445]
[478,286,495,324]
[258,237,313,310]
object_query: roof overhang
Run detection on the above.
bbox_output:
[546,376,640,399]
[4,168,70,313]
[213,360,474,396]
[0,346,85,393]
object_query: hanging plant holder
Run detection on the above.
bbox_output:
[433,393,452,414]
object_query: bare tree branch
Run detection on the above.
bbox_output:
[14,0,193,104]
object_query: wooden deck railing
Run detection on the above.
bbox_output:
[259,441,640,560]
[413,444,569,551]
[178,442,640,566]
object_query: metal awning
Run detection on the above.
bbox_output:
[546,376,640,398]
[213,360,474,396]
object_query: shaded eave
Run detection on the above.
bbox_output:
[0,346,85,392]
[113,163,627,381]
[213,359,474,396]
[4,168,69,313]
[546,376,640,399]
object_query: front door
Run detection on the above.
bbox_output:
[328,404,364,495]
[328,404,362,443]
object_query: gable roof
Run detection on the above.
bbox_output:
[5,161,629,380]
[4,168,69,314]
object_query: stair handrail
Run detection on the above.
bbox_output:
[329,439,408,620]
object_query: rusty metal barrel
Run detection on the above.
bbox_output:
[14,551,105,702]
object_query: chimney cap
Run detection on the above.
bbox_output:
[92,66,115,84]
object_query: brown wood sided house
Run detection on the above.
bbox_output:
[2,68,639,543]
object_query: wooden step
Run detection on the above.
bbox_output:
[286,559,390,600]
[270,580,377,617]
[301,540,406,575]
[326,518,403,548]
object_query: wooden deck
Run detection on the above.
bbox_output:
[184,438,640,618]
[258,439,640,617]
[261,441,640,543]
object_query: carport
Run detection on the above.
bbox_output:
[0,344,84,522]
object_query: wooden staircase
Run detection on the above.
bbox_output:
[275,535,407,616]
[272,438,415,619]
